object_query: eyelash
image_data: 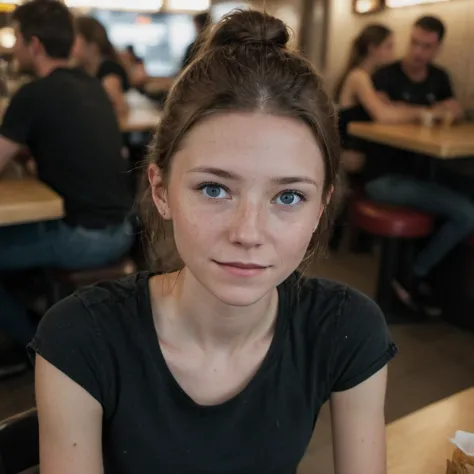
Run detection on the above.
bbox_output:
[195,182,308,204]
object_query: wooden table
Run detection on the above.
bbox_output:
[349,122,474,159]
[387,388,474,474]
[0,178,64,226]
[121,91,162,133]
[120,107,162,133]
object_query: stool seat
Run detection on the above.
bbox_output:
[52,257,136,287]
[352,199,434,239]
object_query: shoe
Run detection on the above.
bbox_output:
[392,278,442,318]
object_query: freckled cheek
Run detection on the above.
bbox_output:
[272,218,315,257]
[171,199,229,251]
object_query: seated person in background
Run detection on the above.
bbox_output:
[336,24,428,176]
[0,0,133,349]
[364,16,474,316]
[372,15,463,120]
[121,45,148,90]
[73,16,129,117]
[182,11,212,70]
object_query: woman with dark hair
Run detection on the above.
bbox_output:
[337,24,427,174]
[73,16,129,116]
[30,10,396,474]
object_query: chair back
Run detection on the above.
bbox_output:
[0,408,39,474]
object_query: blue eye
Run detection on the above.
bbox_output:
[275,191,304,206]
[201,184,229,199]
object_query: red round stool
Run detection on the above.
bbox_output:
[351,199,435,316]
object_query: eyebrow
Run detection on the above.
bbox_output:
[188,166,319,188]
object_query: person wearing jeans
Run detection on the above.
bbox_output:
[366,174,474,314]
[0,0,134,356]
[0,220,133,348]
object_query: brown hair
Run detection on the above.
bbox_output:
[335,24,392,102]
[414,15,445,42]
[12,0,74,60]
[75,16,119,62]
[141,9,341,272]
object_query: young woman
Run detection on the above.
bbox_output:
[29,10,397,474]
[73,17,129,116]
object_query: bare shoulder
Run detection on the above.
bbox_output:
[347,68,372,86]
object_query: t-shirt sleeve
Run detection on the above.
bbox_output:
[27,295,114,412]
[372,66,392,96]
[97,60,128,91]
[330,287,397,392]
[0,83,37,145]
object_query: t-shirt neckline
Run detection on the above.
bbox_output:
[138,271,290,412]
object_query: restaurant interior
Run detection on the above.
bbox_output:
[0,0,473,472]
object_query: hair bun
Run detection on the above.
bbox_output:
[208,10,290,50]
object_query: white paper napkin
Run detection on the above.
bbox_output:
[451,431,474,456]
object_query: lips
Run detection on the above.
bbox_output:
[216,261,267,269]
[212,260,269,277]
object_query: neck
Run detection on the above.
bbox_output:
[401,57,427,81]
[35,58,70,78]
[85,53,104,76]
[358,57,377,76]
[151,268,279,352]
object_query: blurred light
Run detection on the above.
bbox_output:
[353,0,382,13]
[65,0,163,11]
[211,2,248,22]
[167,0,210,11]
[386,0,449,6]
[0,2,17,12]
[0,27,15,48]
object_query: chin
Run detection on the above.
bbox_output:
[207,281,273,307]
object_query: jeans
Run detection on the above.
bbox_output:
[0,219,134,347]
[366,175,474,278]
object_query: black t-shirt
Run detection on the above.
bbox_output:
[372,60,453,105]
[0,68,132,228]
[28,272,397,474]
[97,59,130,93]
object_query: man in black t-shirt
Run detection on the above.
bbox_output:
[0,0,133,352]
[372,16,463,116]
[365,16,474,316]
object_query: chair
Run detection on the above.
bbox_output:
[351,199,434,318]
[48,256,137,304]
[0,409,38,474]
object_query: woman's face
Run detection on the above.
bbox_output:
[372,35,394,67]
[150,112,327,307]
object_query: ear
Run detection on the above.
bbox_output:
[148,164,172,220]
[29,36,44,57]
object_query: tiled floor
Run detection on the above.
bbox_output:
[1,246,473,473]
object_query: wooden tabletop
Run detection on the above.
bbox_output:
[349,122,474,159]
[120,107,162,133]
[121,91,162,133]
[0,178,64,226]
[387,388,474,474]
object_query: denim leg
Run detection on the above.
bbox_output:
[0,219,134,347]
[366,175,474,277]
[0,221,58,347]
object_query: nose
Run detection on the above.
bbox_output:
[229,200,265,248]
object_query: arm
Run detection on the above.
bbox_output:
[36,355,104,474]
[102,74,129,117]
[433,70,464,121]
[331,367,388,474]
[351,70,425,123]
[0,135,21,173]
[434,98,464,121]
